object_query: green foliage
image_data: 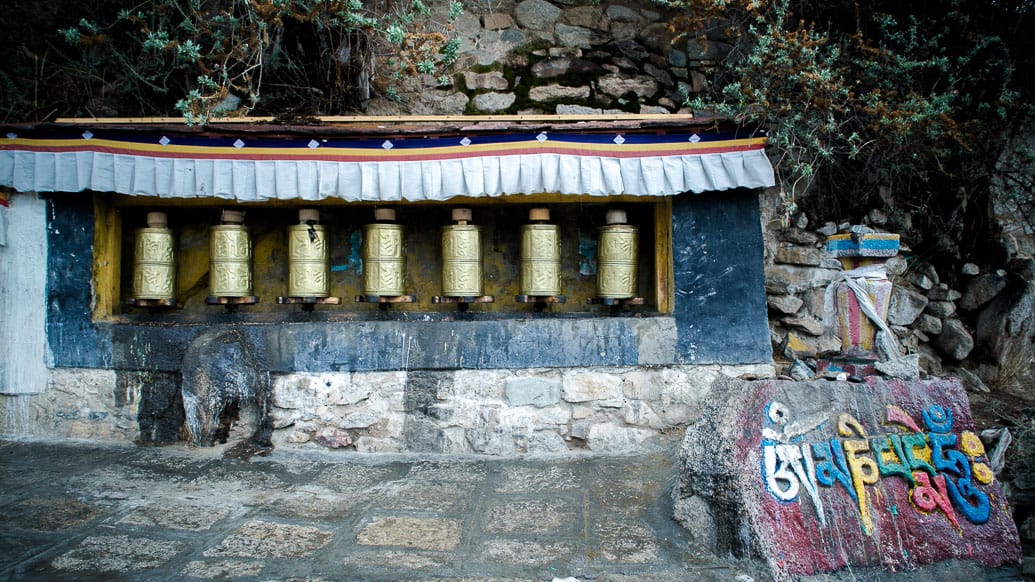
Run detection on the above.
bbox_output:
[45,0,465,123]
[661,0,1033,267]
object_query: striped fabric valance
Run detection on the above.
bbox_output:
[0,126,775,201]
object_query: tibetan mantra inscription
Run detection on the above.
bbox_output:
[740,378,1020,577]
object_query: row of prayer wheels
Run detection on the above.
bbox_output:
[129,207,640,306]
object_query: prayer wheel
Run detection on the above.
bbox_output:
[131,212,176,300]
[596,209,639,299]
[287,208,329,297]
[209,209,252,297]
[441,208,483,297]
[362,208,405,296]
[519,207,561,296]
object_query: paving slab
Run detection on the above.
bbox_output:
[0,438,767,581]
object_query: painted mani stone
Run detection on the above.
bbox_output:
[763,404,993,532]
[743,378,1020,577]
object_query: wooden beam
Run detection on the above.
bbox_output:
[55,113,695,125]
[654,198,674,314]
[91,194,121,320]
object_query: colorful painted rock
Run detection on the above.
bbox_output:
[675,377,1021,580]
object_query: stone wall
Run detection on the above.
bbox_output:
[5,363,773,455]
[762,213,1035,396]
[365,0,703,116]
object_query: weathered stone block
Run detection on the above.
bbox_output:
[765,264,838,294]
[273,373,368,409]
[935,318,972,360]
[570,403,592,420]
[916,313,944,335]
[780,332,816,359]
[605,5,642,22]
[464,71,509,91]
[498,405,570,430]
[514,0,561,31]
[562,371,622,402]
[341,411,380,429]
[587,422,652,453]
[960,273,1008,311]
[468,427,517,455]
[668,48,688,68]
[639,105,670,114]
[781,316,825,336]
[358,516,460,552]
[505,376,561,407]
[313,427,352,448]
[874,353,920,379]
[527,430,569,453]
[556,104,602,115]
[482,13,514,30]
[886,255,908,276]
[928,284,962,301]
[887,285,929,326]
[926,300,957,319]
[643,63,673,87]
[775,244,821,266]
[555,23,605,48]
[767,294,804,315]
[528,84,591,102]
[560,5,605,29]
[597,74,657,99]
[622,400,661,428]
[472,92,516,112]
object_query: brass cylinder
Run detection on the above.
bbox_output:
[520,208,561,296]
[287,209,329,297]
[132,212,176,300]
[441,208,483,297]
[362,209,405,296]
[210,210,252,297]
[596,210,638,299]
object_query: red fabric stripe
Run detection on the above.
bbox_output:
[0,141,766,162]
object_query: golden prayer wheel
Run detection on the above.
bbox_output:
[520,207,562,296]
[596,209,639,299]
[362,208,405,296]
[132,211,176,300]
[209,209,252,297]
[441,208,483,297]
[287,208,329,297]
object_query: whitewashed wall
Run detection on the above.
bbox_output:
[0,193,49,395]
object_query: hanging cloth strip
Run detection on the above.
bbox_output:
[0,128,775,201]
[823,264,902,361]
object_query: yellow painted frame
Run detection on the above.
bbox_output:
[92,193,675,319]
[91,194,121,320]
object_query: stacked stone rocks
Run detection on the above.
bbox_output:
[765,218,1035,396]
[369,0,720,116]
[267,364,771,454]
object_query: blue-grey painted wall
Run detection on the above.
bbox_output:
[672,190,773,364]
[44,190,771,373]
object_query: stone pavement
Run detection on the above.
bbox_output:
[0,438,766,581]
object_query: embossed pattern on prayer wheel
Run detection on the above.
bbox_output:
[596,223,639,299]
[287,209,329,297]
[519,220,561,296]
[362,223,405,296]
[132,212,176,300]
[442,208,483,297]
[209,211,252,297]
